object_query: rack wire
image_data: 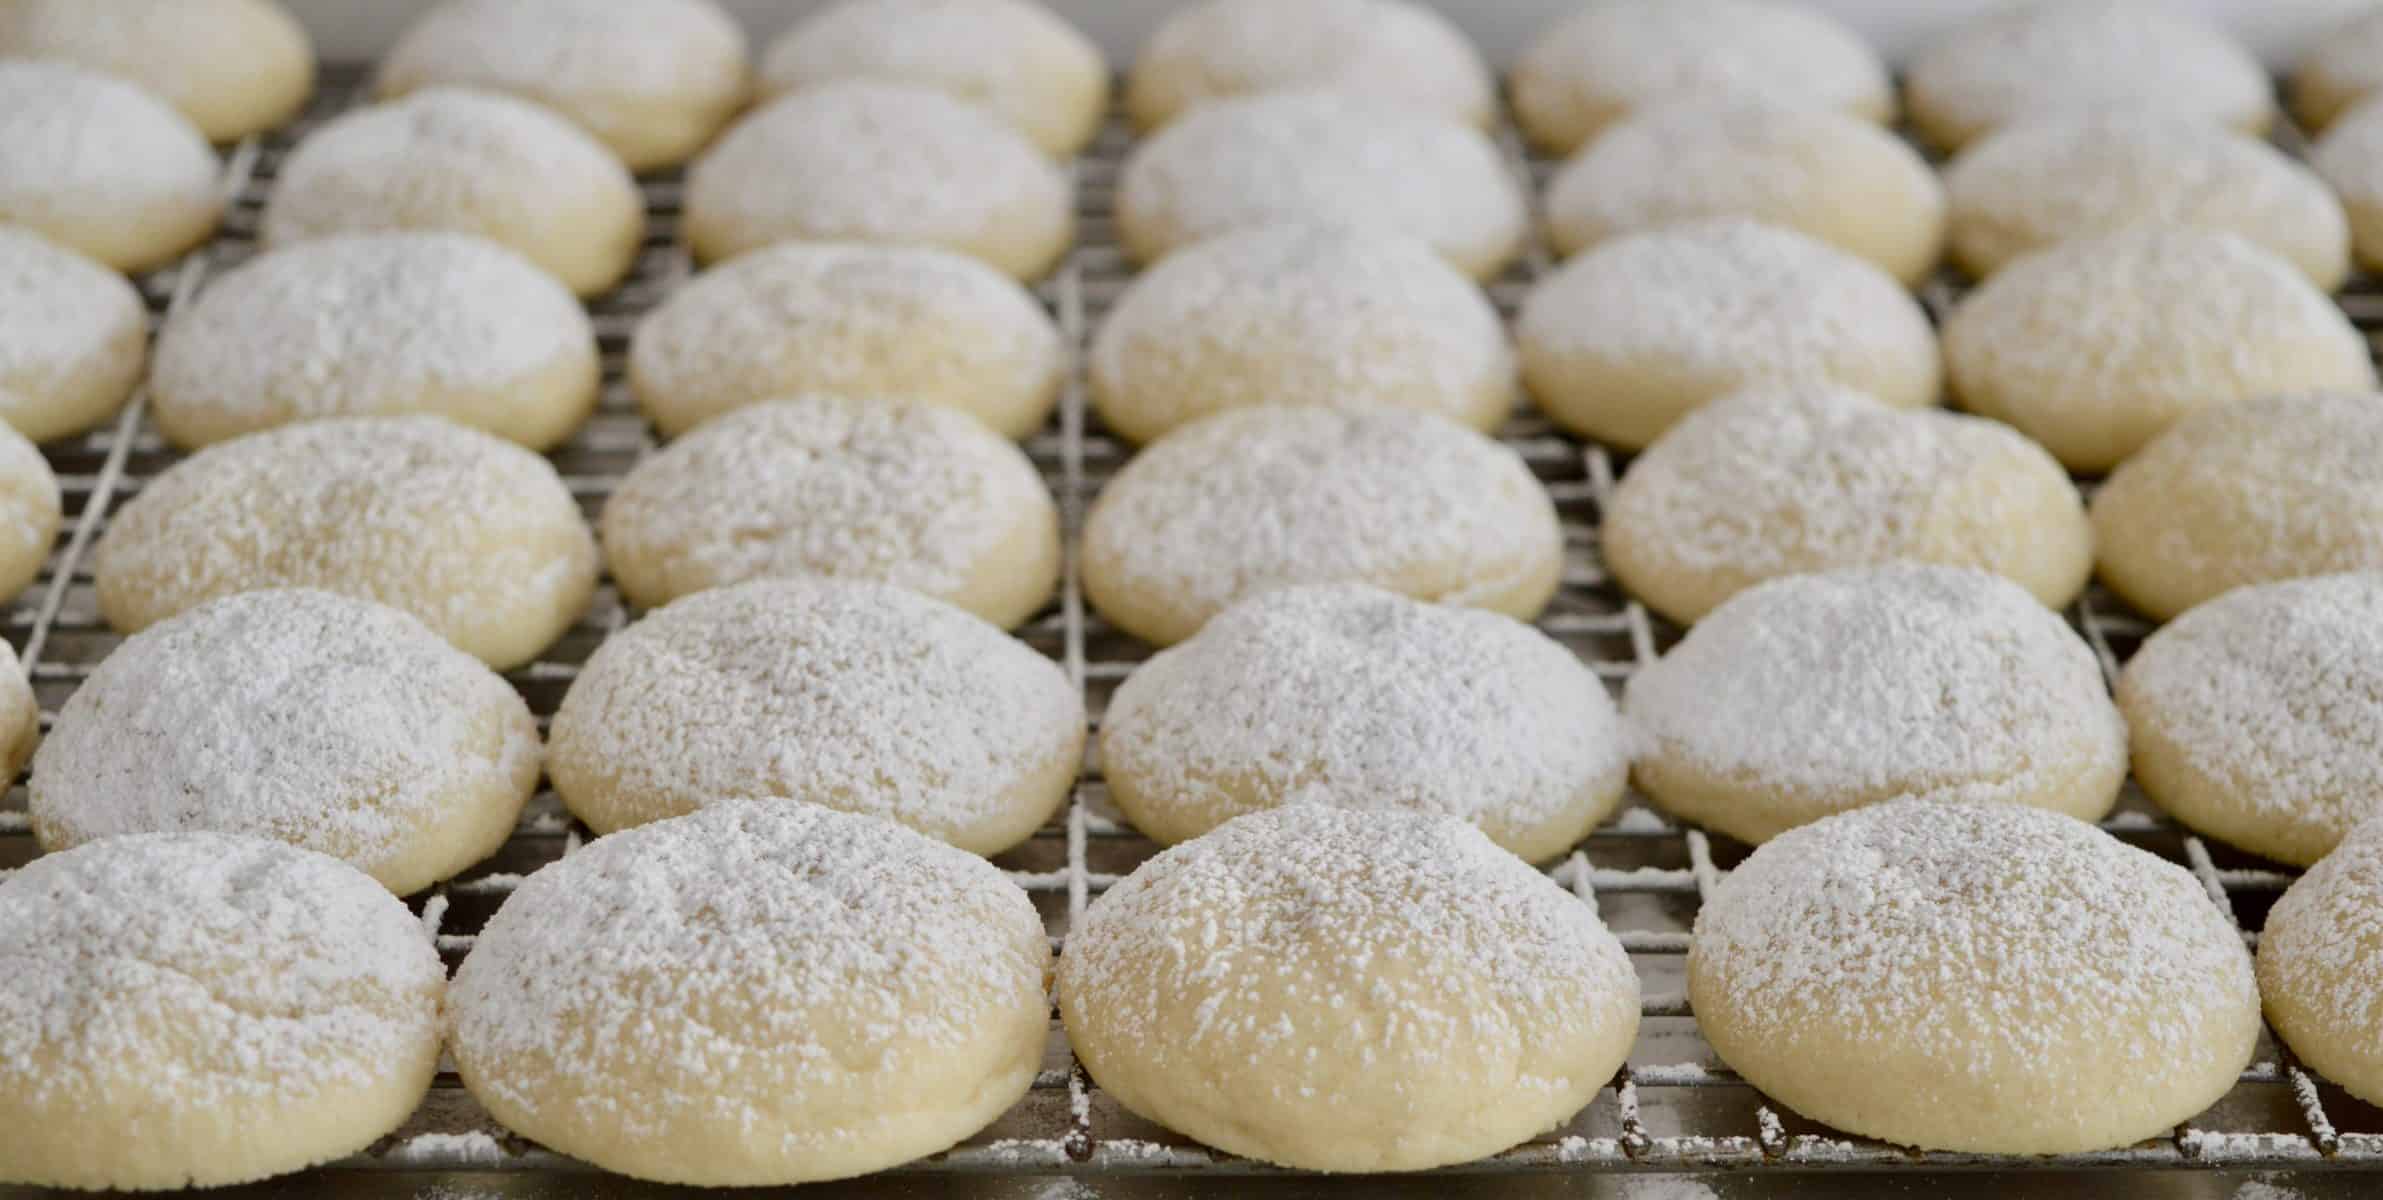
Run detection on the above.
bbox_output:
[4,68,2381,1190]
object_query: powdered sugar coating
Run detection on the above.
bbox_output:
[760,0,1107,156]
[0,59,222,273]
[1603,385,2089,624]
[1942,227,2375,473]
[601,395,1059,626]
[1946,113,2347,287]
[449,800,1049,1185]
[2120,574,2383,866]
[1510,0,1890,154]
[685,80,1071,278]
[1516,220,1937,449]
[0,0,315,142]
[1626,565,2125,844]
[2260,821,2383,1109]
[1090,223,1513,443]
[0,420,58,604]
[546,577,1084,854]
[1102,584,1627,861]
[0,226,146,442]
[629,241,1062,439]
[31,589,540,894]
[0,833,443,1189]
[1082,405,1562,646]
[1905,0,2273,151]
[1116,89,1525,280]
[92,415,598,670]
[1124,0,1493,130]
[1058,806,1638,1171]
[151,232,597,450]
[1693,801,2258,1153]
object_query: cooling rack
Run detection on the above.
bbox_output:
[3,68,2381,1198]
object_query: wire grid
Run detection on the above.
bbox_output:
[2,68,2381,1184]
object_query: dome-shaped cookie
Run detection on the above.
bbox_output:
[1626,565,2125,845]
[686,80,1071,279]
[0,60,222,272]
[0,639,38,784]
[1516,220,1938,449]
[2294,7,2383,132]
[760,0,1107,157]
[1942,228,2373,473]
[2309,95,2383,277]
[92,415,597,670]
[1124,0,1493,131]
[1116,89,1525,280]
[1059,806,1639,1171]
[0,0,313,142]
[1091,223,1513,444]
[0,227,148,442]
[2259,822,2383,1111]
[1692,800,2259,1152]
[263,87,645,297]
[629,241,1062,440]
[450,800,1050,1185]
[1604,385,2089,625]
[1082,405,1562,646]
[0,422,58,606]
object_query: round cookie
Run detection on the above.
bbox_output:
[547,578,1083,854]
[262,87,644,298]
[377,0,749,171]
[0,227,147,442]
[1082,405,1562,646]
[31,588,540,895]
[0,59,221,273]
[1515,220,1938,449]
[450,800,1050,1186]
[2259,822,2383,1109]
[629,241,1062,440]
[760,0,1108,158]
[686,81,1070,279]
[0,638,37,783]
[1102,584,1628,862]
[151,232,599,450]
[1942,228,2374,474]
[2120,574,2383,867]
[1090,223,1513,444]
[0,421,61,606]
[92,415,597,670]
[1691,800,2259,1153]
[1124,0,1493,132]
[0,0,313,142]
[1626,564,2125,845]
[1946,114,2348,289]
[1059,806,1639,1171]
[1604,385,2090,625]
[602,395,1060,627]
[2309,96,2383,277]
[1510,0,1891,156]
[1543,100,1943,286]
[2294,7,2383,133]
[1116,89,1525,281]
[1904,0,2273,153]
[2091,393,2383,623]
[0,833,443,1191]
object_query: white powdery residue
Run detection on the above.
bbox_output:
[2230,1182,2305,1200]
[381,1131,508,1165]
[549,577,1082,840]
[1133,0,1491,121]
[0,60,219,221]
[0,226,145,389]
[762,0,1088,110]
[1615,1180,1722,1200]
[0,1,280,104]
[383,0,748,96]
[1910,0,2268,139]
[1517,0,1884,116]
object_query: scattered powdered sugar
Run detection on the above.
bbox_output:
[1514,0,1885,125]
[1082,405,1559,635]
[449,799,1047,1138]
[380,1131,508,1166]
[601,394,1054,602]
[1907,0,2271,144]
[1118,89,1524,269]
[0,59,219,227]
[0,226,146,401]
[2229,1182,2306,1200]
[688,80,1066,243]
[0,832,444,1107]
[1694,800,2257,1088]
[30,588,538,879]
[1615,1182,1721,1200]
[1091,223,1511,435]
[2121,574,2383,843]
[547,577,1083,843]
[1101,584,1625,847]
[151,232,593,434]
[1625,564,2123,805]
[1130,0,1493,125]
[380,0,748,97]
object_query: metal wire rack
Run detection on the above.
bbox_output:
[4,68,2382,1194]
